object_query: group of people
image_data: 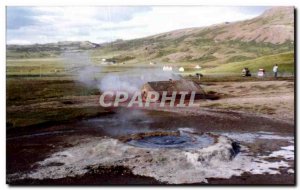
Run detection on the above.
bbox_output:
[242,64,279,78]
[241,67,251,77]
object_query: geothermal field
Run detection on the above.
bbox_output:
[6,61,295,184]
[6,6,295,185]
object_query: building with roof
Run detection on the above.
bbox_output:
[141,80,206,101]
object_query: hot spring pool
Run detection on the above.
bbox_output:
[126,131,215,149]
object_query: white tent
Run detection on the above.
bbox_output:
[195,65,201,69]
[163,66,173,71]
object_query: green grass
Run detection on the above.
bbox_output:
[6,78,106,128]
[88,38,293,65]
[6,41,295,128]
[6,58,68,75]
[6,50,61,59]
[7,107,108,128]
[202,51,294,74]
[7,79,99,106]
[222,40,294,56]
[225,55,254,63]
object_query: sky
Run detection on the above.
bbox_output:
[6,6,269,45]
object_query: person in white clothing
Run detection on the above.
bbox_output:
[273,64,278,78]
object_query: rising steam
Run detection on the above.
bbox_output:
[62,51,181,93]
[62,51,101,87]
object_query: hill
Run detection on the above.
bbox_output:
[202,51,294,74]
[91,6,294,65]
[7,41,100,59]
[6,7,294,73]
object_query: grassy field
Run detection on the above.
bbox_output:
[202,51,294,75]
[6,78,108,128]
[7,79,99,106]
[6,44,295,129]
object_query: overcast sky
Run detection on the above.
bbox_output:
[7,6,269,45]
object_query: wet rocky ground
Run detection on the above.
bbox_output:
[6,107,295,185]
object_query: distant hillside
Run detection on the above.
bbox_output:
[192,6,294,44]
[93,7,294,65]
[141,6,294,44]
[7,7,294,71]
[7,41,100,59]
[202,51,294,74]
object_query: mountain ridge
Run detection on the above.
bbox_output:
[7,7,294,67]
[7,7,294,47]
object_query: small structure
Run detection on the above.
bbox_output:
[179,67,185,72]
[195,65,201,69]
[101,60,116,65]
[141,80,206,101]
[163,66,173,71]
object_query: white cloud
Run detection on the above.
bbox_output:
[7,6,268,44]
[6,39,32,45]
